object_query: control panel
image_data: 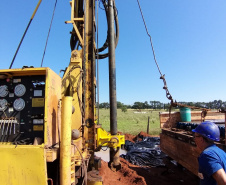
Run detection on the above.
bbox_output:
[0,75,46,144]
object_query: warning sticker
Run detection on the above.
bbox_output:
[13,79,21,83]
[32,98,45,107]
[34,90,42,97]
[33,119,44,124]
[33,125,44,131]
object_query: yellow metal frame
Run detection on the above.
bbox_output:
[0,68,62,185]
[0,67,61,147]
[0,145,47,185]
[96,128,125,149]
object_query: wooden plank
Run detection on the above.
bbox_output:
[161,128,195,144]
[160,112,181,128]
[160,133,200,176]
[159,111,226,176]
[160,111,225,129]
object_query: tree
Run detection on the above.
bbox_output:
[121,106,127,112]
[117,101,123,109]
[132,102,144,110]
[99,102,110,109]
[150,101,161,109]
[144,101,149,109]
[164,103,170,110]
[98,100,226,110]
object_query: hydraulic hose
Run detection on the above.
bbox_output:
[96,0,119,59]
[70,0,119,60]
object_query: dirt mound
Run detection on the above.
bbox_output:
[124,131,157,143]
[99,132,200,185]
[124,133,136,143]
[99,158,147,185]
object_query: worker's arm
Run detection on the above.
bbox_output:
[212,168,226,185]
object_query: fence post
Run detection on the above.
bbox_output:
[147,116,150,134]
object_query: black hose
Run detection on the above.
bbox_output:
[96,0,119,59]
[69,0,119,59]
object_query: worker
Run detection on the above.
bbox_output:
[192,121,226,185]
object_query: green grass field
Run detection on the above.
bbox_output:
[98,109,163,135]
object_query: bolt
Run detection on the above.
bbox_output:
[72,51,77,57]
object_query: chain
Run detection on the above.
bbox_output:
[136,0,174,104]
[136,0,210,121]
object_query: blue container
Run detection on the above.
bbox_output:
[180,107,191,122]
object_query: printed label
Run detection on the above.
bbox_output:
[33,125,44,131]
[13,79,21,83]
[32,98,44,107]
[34,90,42,97]
[33,119,44,124]
[9,93,14,97]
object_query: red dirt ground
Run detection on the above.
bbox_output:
[99,132,200,185]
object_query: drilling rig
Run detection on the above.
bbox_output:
[0,0,124,185]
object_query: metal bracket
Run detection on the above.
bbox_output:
[96,128,125,149]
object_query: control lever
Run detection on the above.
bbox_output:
[1,120,6,142]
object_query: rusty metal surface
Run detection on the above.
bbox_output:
[87,170,103,182]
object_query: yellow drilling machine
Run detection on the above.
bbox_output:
[0,0,124,185]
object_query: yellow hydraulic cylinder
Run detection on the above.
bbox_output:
[60,96,73,185]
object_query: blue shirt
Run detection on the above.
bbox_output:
[198,144,226,185]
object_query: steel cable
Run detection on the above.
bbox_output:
[41,0,58,67]
[9,0,42,69]
[136,0,162,76]
[136,0,176,111]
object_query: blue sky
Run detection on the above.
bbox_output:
[0,0,226,105]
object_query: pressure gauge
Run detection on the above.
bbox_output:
[14,84,26,97]
[0,99,8,111]
[13,98,25,111]
[0,85,8,97]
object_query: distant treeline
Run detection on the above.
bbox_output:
[97,100,226,110]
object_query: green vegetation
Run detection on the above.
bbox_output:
[98,109,162,136]
[98,99,226,136]
[98,100,226,110]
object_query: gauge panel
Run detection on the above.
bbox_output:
[0,75,46,143]
[0,99,8,111]
[14,84,26,97]
[13,98,25,111]
[0,85,8,97]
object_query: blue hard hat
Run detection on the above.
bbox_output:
[192,121,220,141]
